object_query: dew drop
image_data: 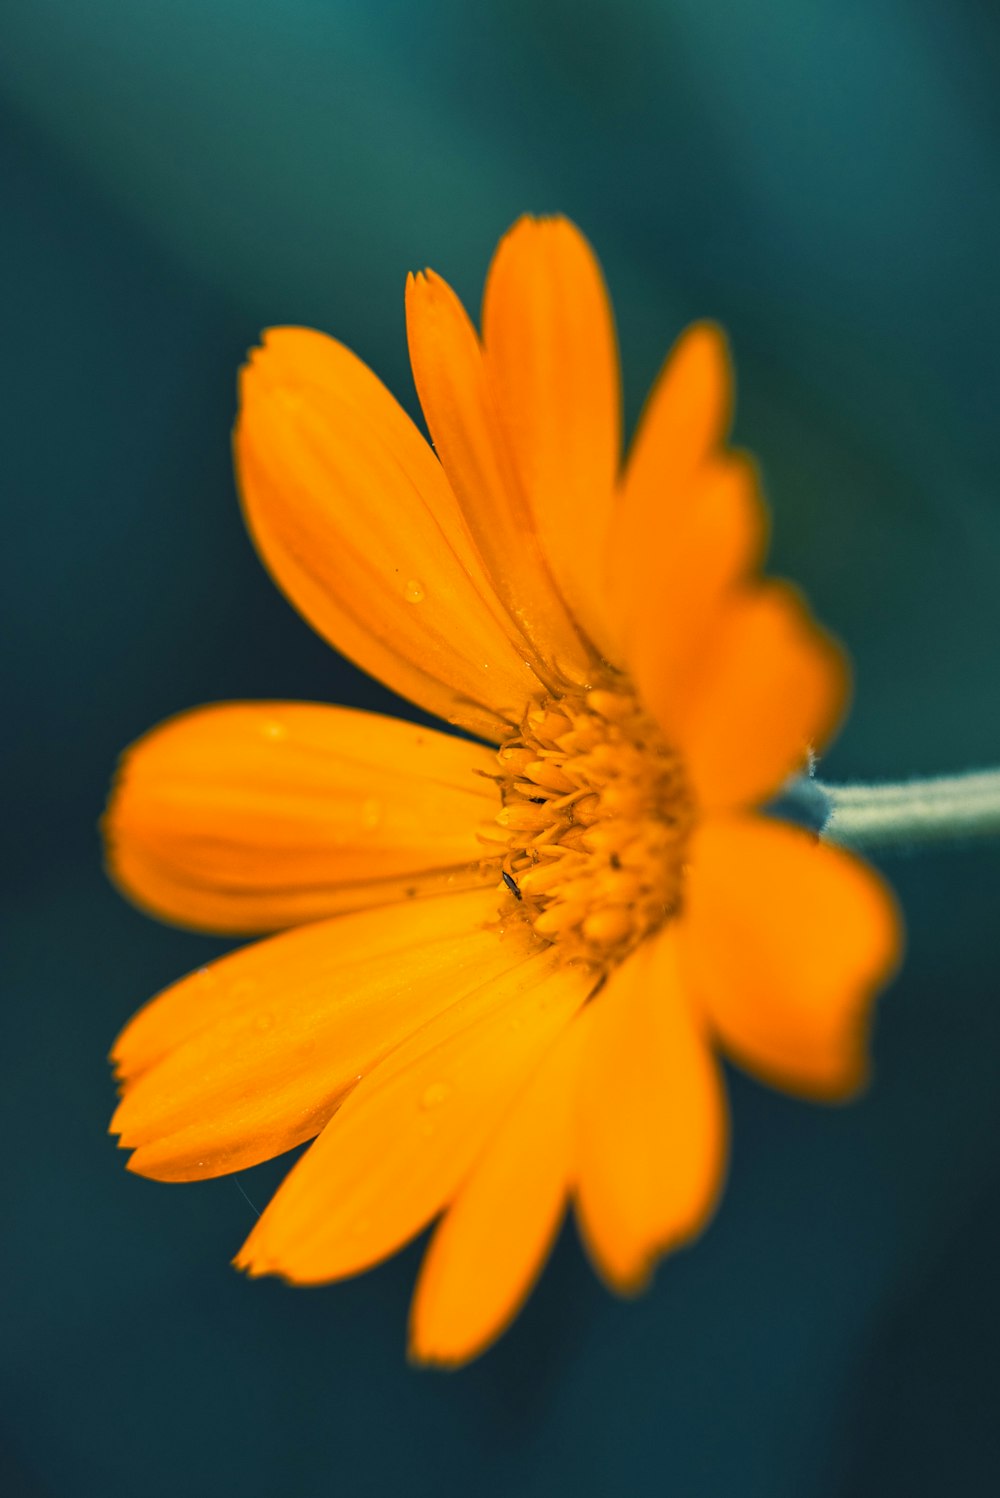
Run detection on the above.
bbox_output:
[404,578,425,603]
[420,1081,452,1110]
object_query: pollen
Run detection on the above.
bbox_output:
[478,680,695,967]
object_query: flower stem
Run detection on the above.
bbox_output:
[779,770,1000,853]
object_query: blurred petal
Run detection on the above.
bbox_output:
[481,215,621,660]
[104,701,498,934]
[612,452,767,714]
[680,815,902,1099]
[236,953,591,1283]
[575,930,728,1292]
[112,889,536,1179]
[410,1005,591,1367]
[623,322,732,501]
[405,267,590,679]
[662,582,848,811]
[236,327,547,739]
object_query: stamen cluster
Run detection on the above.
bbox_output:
[479,682,694,967]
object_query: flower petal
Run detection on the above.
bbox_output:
[481,215,622,661]
[611,450,767,714]
[112,888,536,1179]
[574,930,728,1293]
[622,321,732,507]
[404,267,591,680]
[680,815,902,1099]
[409,1006,591,1367]
[104,701,498,935]
[235,327,547,740]
[236,952,592,1284]
[661,581,848,811]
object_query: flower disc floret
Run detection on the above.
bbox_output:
[479,680,695,966]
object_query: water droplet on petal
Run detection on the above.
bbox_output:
[404,578,425,603]
[420,1081,451,1110]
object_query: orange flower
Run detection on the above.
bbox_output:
[106,216,901,1366]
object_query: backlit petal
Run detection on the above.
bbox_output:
[410,1006,591,1367]
[482,215,622,661]
[236,953,592,1283]
[405,268,591,679]
[660,581,848,811]
[680,815,902,1099]
[112,889,537,1179]
[105,701,498,935]
[236,327,547,740]
[575,930,728,1293]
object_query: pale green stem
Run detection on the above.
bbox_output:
[777,770,1000,853]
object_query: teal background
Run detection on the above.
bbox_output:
[3,2,1000,1493]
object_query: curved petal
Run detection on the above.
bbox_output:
[405,268,591,680]
[235,327,547,740]
[104,701,498,935]
[574,930,728,1293]
[112,888,537,1179]
[679,815,902,1099]
[657,581,848,812]
[481,215,622,661]
[410,1006,591,1367]
[622,321,732,507]
[236,953,592,1284]
[612,451,767,714]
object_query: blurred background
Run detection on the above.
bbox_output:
[3,1,1000,1493]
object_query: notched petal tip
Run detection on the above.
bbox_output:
[232,1243,263,1277]
[403,270,459,344]
[496,211,591,247]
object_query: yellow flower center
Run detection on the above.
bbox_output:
[479,680,694,967]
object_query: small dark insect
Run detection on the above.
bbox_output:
[502,870,522,900]
[609,852,622,870]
